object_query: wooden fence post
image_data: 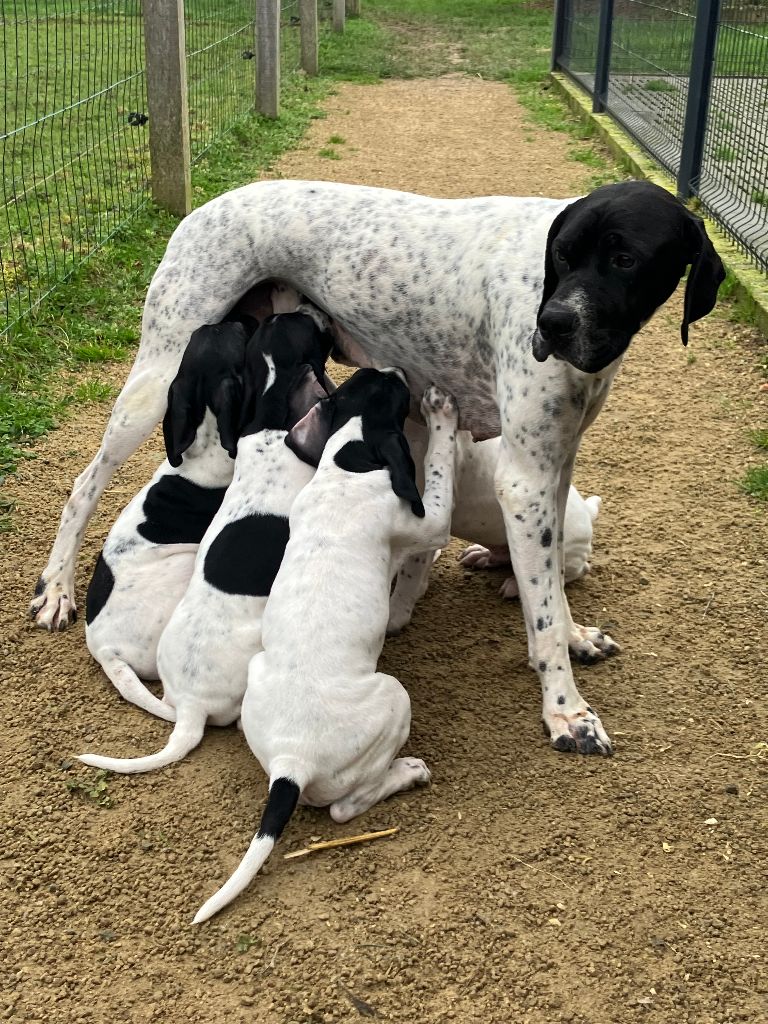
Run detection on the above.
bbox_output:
[346,0,360,15]
[143,0,191,217]
[333,0,345,33]
[300,0,318,76]
[257,0,280,118]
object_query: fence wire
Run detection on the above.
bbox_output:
[2,1,314,337]
[1,0,150,334]
[555,0,768,274]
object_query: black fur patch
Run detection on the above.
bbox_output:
[85,553,115,624]
[137,476,227,545]
[257,777,301,840]
[203,513,290,596]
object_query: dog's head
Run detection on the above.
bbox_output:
[239,312,334,436]
[532,181,725,374]
[163,322,248,467]
[286,367,425,517]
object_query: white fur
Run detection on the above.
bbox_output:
[193,386,458,923]
[84,409,234,722]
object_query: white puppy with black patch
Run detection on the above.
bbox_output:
[387,430,602,635]
[84,323,248,721]
[78,305,332,773]
[193,371,459,923]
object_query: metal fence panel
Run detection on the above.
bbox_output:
[1,0,150,332]
[554,0,768,274]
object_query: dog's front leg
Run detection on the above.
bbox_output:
[556,452,620,664]
[387,551,436,636]
[494,441,612,756]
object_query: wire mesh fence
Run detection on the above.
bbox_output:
[554,0,768,273]
[1,0,150,334]
[1,0,321,337]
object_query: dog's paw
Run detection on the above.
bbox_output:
[29,576,78,631]
[457,543,511,570]
[386,605,413,637]
[498,576,520,600]
[569,624,620,665]
[397,757,432,788]
[543,703,612,757]
[421,385,458,423]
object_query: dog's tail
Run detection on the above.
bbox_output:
[77,702,206,774]
[192,773,302,924]
[100,651,177,723]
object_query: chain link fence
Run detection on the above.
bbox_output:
[553,0,768,273]
[1,0,318,337]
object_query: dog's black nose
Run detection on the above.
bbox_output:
[538,302,578,340]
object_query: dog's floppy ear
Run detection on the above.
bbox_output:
[163,379,203,468]
[209,376,243,459]
[239,352,270,431]
[377,432,425,518]
[288,365,329,424]
[285,397,333,467]
[681,214,725,345]
[537,203,575,322]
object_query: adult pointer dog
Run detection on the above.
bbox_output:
[31,179,724,756]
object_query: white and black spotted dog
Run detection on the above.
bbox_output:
[386,428,602,636]
[84,323,248,721]
[35,179,724,757]
[193,371,458,923]
[78,305,333,774]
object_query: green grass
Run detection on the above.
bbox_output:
[328,134,346,145]
[643,79,678,93]
[318,147,342,159]
[741,466,768,501]
[715,144,737,162]
[751,188,768,207]
[749,428,768,450]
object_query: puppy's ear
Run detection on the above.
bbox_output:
[162,379,202,467]
[681,215,725,345]
[536,203,575,322]
[285,397,333,467]
[378,433,425,518]
[288,366,329,424]
[209,376,243,459]
[239,352,270,431]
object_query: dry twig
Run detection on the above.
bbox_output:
[283,826,399,860]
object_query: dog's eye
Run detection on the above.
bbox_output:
[553,247,568,266]
[612,253,636,269]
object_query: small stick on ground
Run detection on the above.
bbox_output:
[283,826,399,860]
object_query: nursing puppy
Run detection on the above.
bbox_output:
[193,371,459,923]
[387,430,602,634]
[84,323,248,721]
[78,309,332,773]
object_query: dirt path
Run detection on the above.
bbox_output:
[2,78,766,1024]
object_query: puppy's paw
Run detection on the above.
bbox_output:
[398,757,432,788]
[421,385,458,424]
[29,576,78,631]
[569,624,620,665]
[457,543,511,570]
[270,282,301,314]
[542,702,612,757]
[498,575,520,600]
[386,605,413,637]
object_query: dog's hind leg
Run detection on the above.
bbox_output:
[330,756,431,824]
[98,651,177,723]
[30,366,173,631]
[386,551,435,636]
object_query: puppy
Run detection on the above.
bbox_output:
[78,309,332,772]
[193,372,459,923]
[84,323,248,721]
[387,430,602,634]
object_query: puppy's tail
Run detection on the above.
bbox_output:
[100,651,176,723]
[78,703,206,774]
[193,773,302,924]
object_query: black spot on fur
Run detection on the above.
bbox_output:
[203,513,290,596]
[557,694,565,706]
[34,576,45,597]
[138,476,227,545]
[85,553,115,625]
[537,617,546,631]
[257,777,300,840]
[541,527,552,547]
[538,660,547,672]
